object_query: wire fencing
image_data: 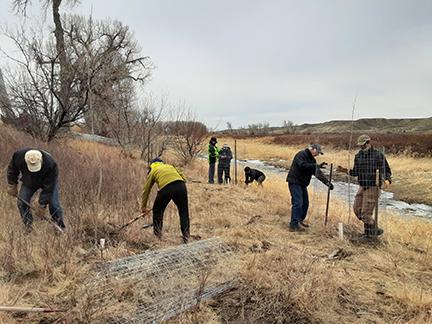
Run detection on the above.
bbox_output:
[83,237,238,323]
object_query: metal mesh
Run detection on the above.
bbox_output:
[85,237,237,323]
[345,145,391,228]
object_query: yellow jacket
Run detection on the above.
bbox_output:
[141,162,186,209]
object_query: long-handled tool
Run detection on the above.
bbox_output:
[16,195,64,234]
[142,223,153,229]
[324,163,333,226]
[111,210,151,234]
[0,305,66,313]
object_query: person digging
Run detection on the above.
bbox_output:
[141,158,190,243]
[6,148,66,233]
[287,144,333,232]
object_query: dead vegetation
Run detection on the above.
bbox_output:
[270,133,432,157]
[219,136,432,206]
[0,125,431,323]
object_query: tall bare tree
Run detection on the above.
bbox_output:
[1,11,152,140]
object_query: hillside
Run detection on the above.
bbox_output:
[221,117,432,136]
[296,117,432,134]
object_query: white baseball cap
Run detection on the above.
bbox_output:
[24,150,43,172]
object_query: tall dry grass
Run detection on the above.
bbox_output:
[218,136,432,205]
[0,126,431,323]
[171,168,432,323]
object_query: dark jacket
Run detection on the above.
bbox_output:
[218,147,233,166]
[350,147,391,187]
[245,168,265,184]
[7,148,59,205]
[208,143,219,164]
[287,148,329,187]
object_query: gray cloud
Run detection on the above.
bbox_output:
[1,0,431,128]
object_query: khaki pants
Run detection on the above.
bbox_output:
[353,187,380,225]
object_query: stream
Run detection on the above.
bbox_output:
[239,159,432,220]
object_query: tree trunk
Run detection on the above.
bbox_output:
[52,0,69,131]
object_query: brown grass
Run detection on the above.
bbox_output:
[0,126,431,323]
[218,136,432,205]
[271,133,432,157]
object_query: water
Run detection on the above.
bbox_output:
[240,159,432,219]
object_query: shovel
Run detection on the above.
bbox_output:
[16,195,64,234]
[324,163,333,226]
[111,210,151,234]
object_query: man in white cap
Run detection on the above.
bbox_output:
[6,148,65,231]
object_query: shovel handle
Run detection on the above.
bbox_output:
[16,195,64,233]
[115,210,151,233]
[324,163,333,226]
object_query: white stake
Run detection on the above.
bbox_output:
[338,222,344,240]
[100,238,106,259]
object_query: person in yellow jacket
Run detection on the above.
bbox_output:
[141,158,190,243]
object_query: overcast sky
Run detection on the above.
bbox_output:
[1,0,431,128]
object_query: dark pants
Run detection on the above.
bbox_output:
[289,183,309,226]
[153,180,190,239]
[17,182,65,229]
[217,163,231,184]
[208,163,216,183]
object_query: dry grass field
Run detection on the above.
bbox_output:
[0,126,431,323]
[218,136,432,205]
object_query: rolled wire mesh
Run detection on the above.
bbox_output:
[85,237,237,323]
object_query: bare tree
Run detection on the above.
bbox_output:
[100,93,169,160]
[1,13,152,141]
[282,120,296,134]
[11,0,78,138]
[226,121,234,135]
[169,109,208,165]
[247,121,270,136]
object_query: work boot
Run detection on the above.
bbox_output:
[300,221,310,228]
[363,223,384,238]
[289,223,306,232]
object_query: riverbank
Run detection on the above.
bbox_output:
[218,136,432,206]
[1,125,431,322]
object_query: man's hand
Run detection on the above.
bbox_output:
[7,184,18,197]
[328,183,334,190]
[336,165,348,174]
[318,162,328,169]
[35,205,47,219]
[383,180,391,189]
[141,207,151,214]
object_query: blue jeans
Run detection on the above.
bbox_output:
[289,183,309,226]
[17,182,65,229]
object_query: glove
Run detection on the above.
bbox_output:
[328,183,334,190]
[141,206,151,214]
[35,205,47,219]
[318,162,328,169]
[336,165,348,174]
[383,180,391,189]
[7,184,18,197]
